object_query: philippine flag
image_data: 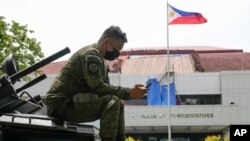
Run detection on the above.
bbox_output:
[168,4,207,25]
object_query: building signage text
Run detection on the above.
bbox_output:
[171,113,214,119]
[133,113,214,120]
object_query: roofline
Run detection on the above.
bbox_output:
[120,49,243,55]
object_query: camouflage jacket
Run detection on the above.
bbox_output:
[46,43,131,102]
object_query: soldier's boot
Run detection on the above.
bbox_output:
[101,138,115,141]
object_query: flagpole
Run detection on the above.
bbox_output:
[166,1,172,141]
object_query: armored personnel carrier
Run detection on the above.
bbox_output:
[0,47,100,141]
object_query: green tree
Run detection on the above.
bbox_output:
[0,16,44,79]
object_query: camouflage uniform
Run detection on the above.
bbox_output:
[46,43,131,141]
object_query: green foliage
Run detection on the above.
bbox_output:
[0,16,44,80]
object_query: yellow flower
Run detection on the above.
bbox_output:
[125,136,135,141]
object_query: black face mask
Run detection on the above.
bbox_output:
[104,49,120,61]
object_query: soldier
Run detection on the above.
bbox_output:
[45,25,147,141]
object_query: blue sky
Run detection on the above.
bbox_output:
[1,0,250,60]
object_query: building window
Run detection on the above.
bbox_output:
[177,94,221,105]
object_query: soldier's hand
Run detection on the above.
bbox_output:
[130,84,147,99]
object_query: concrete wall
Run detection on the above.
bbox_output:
[221,71,250,124]
[175,72,221,95]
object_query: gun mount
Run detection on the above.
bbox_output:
[0,47,70,115]
[0,47,99,141]
[10,47,70,82]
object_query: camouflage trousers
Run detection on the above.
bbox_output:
[46,93,125,140]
